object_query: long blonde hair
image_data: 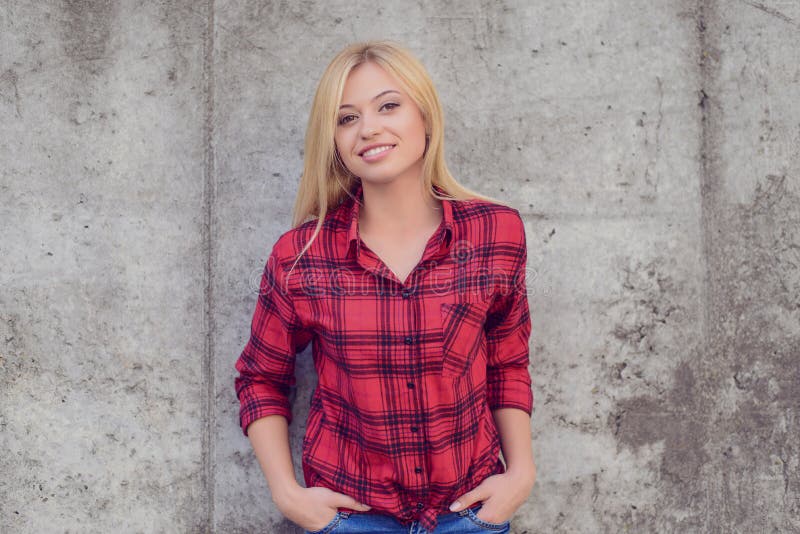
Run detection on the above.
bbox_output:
[290,39,509,271]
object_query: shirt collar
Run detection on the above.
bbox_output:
[343,182,454,259]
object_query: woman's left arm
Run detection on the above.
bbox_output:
[448,407,536,521]
[492,406,536,479]
[448,211,536,520]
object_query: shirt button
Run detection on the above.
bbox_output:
[402,290,412,299]
[414,466,423,473]
[407,382,415,389]
[410,426,419,432]
[416,502,424,509]
[404,335,413,344]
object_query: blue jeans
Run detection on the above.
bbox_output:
[304,502,511,534]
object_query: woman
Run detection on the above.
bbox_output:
[234,40,536,534]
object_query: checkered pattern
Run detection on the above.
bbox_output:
[234,182,532,532]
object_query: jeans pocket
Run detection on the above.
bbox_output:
[465,503,510,531]
[306,511,342,534]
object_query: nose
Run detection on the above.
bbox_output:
[359,110,382,138]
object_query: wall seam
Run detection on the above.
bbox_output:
[697,0,722,529]
[697,0,722,344]
[201,0,216,531]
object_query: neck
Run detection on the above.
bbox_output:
[359,178,442,238]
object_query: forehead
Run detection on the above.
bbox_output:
[341,61,406,100]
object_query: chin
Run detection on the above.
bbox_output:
[359,175,399,186]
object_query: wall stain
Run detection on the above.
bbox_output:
[0,69,23,118]
[609,171,800,529]
[610,258,683,353]
[611,358,711,487]
[59,0,115,74]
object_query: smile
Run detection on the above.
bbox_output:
[361,144,396,161]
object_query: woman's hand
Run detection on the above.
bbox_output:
[448,466,536,524]
[274,485,371,532]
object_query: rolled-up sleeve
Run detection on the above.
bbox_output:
[234,241,312,436]
[483,211,533,416]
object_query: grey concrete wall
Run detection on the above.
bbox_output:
[1,1,798,533]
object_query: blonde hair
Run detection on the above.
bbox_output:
[289,39,509,272]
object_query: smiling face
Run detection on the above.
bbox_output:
[334,61,428,186]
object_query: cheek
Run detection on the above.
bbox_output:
[412,116,428,146]
[397,117,427,149]
[334,134,354,160]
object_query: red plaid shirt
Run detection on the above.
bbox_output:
[234,183,533,532]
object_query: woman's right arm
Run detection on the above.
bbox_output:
[234,239,310,508]
[235,240,371,528]
[246,414,372,530]
[246,414,301,507]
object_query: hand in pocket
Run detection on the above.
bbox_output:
[276,486,371,532]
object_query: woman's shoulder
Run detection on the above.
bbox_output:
[451,197,525,240]
[270,207,345,261]
[451,194,521,214]
[271,220,314,258]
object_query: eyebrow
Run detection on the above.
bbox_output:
[339,89,401,110]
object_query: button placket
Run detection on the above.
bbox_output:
[402,285,428,488]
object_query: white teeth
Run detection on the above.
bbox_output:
[363,145,393,157]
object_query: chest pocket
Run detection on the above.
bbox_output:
[439,299,492,378]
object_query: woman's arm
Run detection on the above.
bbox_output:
[447,408,536,518]
[246,415,301,507]
[492,407,536,478]
[247,414,373,530]
[448,212,536,519]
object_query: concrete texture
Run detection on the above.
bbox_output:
[1,1,798,532]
